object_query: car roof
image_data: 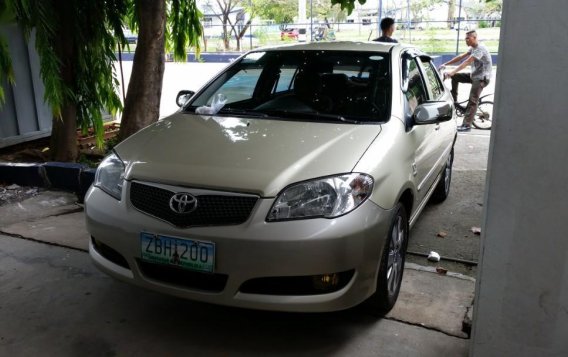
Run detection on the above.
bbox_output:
[254,41,416,57]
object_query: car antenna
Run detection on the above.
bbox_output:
[368,29,373,41]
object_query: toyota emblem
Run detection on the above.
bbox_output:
[169,193,198,214]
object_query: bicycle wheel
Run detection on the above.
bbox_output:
[455,108,464,117]
[472,101,493,130]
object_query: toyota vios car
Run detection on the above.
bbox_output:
[86,41,457,315]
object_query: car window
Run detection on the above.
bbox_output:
[275,66,297,93]
[208,68,262,104]
[404,58,427,112]
[420,58,444,99]
[188,50,391,122]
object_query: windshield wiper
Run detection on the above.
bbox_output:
[322,114,361,124]
[261,109,361,124]
[217,107,268,117]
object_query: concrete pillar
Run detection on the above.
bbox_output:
[471,1,568,356]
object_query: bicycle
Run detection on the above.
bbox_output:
[454,93,494,130]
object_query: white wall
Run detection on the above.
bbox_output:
[471,1,568,356]
[114,62,228,119]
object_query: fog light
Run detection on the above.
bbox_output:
[312,273,340,291]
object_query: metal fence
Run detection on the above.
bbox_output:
[196,18,500,56]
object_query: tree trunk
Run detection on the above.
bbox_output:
[49,0,78,162]
[222,24,230,50]
[447,0,456,29]
[118,0,166,141]
[50,105,77,162]
[235,21,251,52]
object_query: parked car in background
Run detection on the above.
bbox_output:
[123,28,138,44]
[86,41,457,315]
[280,28,299,40]
[297,28,307,42]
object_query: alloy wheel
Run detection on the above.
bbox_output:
[386,215,405,296]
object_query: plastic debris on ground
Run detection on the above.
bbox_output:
[471,227,482,235]
[427,251,441,262]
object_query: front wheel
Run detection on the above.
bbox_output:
[472,101,493,129]
[364,203,409,316]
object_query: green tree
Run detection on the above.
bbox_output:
[0,2,15,105]
[0,36,13,105]
[484,0,502,13]
[330,0,364,15]
[253,0,297,28]
[1,0,127,161]
[315,0,347,25]
[409,0,437,21]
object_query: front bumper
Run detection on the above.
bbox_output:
[85,183,392,312]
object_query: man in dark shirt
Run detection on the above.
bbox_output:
[373,17,398,43]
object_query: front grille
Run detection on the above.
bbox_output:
[129,182,258,228]
[137,260,228,292]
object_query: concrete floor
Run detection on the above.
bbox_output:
[407,128,490,276]
[0,235,470,356]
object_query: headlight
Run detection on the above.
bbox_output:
[94,152,125,200]
[267,173,373,221]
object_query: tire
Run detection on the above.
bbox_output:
[430,148,454,203]
[472,101,493,129]
[365,203,409,316]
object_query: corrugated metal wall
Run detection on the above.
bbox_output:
[0,24,52,149]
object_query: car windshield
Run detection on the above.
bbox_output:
[186,50,391,123]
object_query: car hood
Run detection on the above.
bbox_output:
[116,113,381,197]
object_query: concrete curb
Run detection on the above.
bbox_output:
[405,262,476,282]
[0,162,95,202]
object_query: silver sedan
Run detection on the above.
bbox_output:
[85,41,456,314]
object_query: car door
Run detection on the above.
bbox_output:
[401,53,440,204]
[417,56,455,178]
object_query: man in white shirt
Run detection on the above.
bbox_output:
[440,30,492,132]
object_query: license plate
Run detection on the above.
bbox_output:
[140,232,215,273]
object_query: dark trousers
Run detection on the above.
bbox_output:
[451,73,489,126]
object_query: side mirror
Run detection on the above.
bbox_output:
[414,101,453,125]
[176,90,195,107]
